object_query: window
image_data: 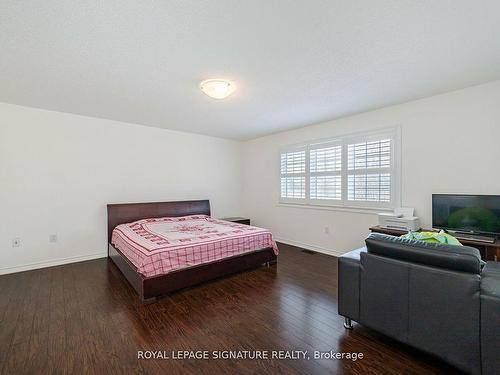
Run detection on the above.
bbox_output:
[279,128,400,209]
[309,142,342,201]
[280,149,306,200]
[347,138,391,203]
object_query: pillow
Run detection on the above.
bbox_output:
[400,230,463,246]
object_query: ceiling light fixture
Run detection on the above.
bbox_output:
[200,79,236,99]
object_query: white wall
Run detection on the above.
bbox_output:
[0,103,243,274]
[2,80,500,274]
[242,81,500,256]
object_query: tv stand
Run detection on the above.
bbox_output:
[449,231,495,244]
[369,226,500,261]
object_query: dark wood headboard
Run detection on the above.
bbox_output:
[107,200,211,243]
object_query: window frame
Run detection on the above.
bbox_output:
[278,127,401,211]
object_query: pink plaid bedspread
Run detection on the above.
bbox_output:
[111,215,278,277]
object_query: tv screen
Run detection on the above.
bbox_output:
[432,194,500,235]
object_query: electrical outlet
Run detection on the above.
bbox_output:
[12,238,21,247]
[49,234,58,243]
[324,226,330,234]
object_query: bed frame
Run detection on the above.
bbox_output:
[107,200,277,302]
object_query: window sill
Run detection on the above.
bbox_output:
[276,202,394,215]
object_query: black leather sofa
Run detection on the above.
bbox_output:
[338,233,500,375]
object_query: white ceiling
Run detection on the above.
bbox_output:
[1,1,500,140]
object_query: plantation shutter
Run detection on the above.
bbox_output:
[309,142,342,201]
[279,128,398,208]
[347,137,392,203]
[280,148,306,200]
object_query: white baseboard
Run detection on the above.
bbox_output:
[275,237,345,257]
[0,252,107,275]
[0,239,343,275]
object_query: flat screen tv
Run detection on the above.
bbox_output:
[432,194,500,236]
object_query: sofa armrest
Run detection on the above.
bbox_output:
[480,261,500,375]
[338,247,365,321]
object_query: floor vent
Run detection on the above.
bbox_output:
[301,249,316,255]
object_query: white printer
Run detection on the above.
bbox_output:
[378,207,420,231]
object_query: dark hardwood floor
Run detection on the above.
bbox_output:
[0,243,463,375]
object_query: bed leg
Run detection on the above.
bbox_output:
[142,296,157,304]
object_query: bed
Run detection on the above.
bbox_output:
[107,200,278,302]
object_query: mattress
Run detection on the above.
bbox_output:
[111,215,278,277]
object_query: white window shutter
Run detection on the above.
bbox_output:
[279,128,399,209]
[309,144,342,201]
[347,138,393,204]
[280,149,306,200]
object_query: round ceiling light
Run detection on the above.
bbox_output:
[200,79,236,99]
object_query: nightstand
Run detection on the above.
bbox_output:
[221,217,250,225]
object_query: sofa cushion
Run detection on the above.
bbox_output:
[365,233,482,274]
